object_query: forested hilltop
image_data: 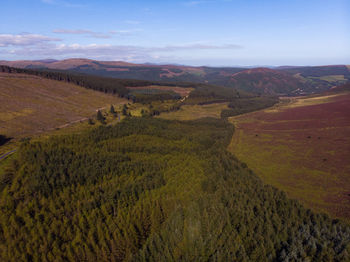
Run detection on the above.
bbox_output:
[0,117,349,261]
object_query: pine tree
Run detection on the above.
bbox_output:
[110,105,116,116]
[97,110,105,124]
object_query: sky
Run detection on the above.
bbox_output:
[0,0,349,66]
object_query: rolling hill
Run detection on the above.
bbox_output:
[1,58,349,95]
[226,68,306,95]
[278,65,350,93]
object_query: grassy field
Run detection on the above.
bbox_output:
[127,85,194,97]
[0,73,127,154]
[309,75,347,82]
[157,102,228,120]
[228,91,350,221]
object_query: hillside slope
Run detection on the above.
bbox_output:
[228,68,306,95]
[279,65,350,93]
[0,72,126,139]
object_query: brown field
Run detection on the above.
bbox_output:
[0,73,126,152]
[127,85,193,97]
[228,92,350,221]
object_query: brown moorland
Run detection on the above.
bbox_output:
[228,92,350,221]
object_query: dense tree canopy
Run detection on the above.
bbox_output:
[221,97,278,118]
[0,117,349,261]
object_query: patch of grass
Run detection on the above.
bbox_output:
[309,75,347,82]
[266,92,347,112]
[158,102,228,120]
[127,85,193,97]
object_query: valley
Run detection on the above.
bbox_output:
[0,65,349,261]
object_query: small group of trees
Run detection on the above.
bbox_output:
[94,105,119,125]
[96,110,105,124]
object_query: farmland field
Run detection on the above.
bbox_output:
[228,92,350,221]
[0,73,126,153]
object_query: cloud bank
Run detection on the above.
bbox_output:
[0,34,60,47]
[0,33,242,62]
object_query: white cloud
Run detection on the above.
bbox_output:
[1,42,242,62]
[53,28,136,38]
[0,34,60,47]
[53,29,111,39]
[0,31,242,63]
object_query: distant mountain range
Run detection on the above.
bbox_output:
[1,58,349,95]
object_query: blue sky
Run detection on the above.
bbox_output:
[0,0,349,66]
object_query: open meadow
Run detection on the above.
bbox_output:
[228,92,350,221]
[126,85,193,97]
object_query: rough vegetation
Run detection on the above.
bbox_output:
[228,91,350,221]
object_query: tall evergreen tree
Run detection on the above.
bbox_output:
[96,110,105,124]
